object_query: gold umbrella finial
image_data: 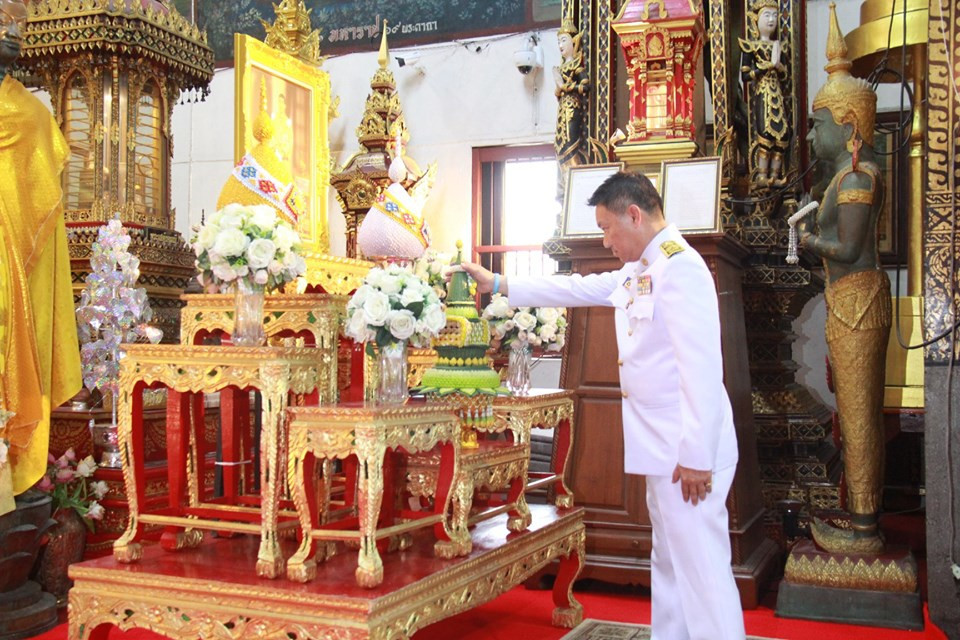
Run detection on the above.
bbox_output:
[378,20,390,69]
[824,2,852,77]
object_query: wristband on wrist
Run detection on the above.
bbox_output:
[492,273,501,295]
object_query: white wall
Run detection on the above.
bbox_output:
[170,30,562,255]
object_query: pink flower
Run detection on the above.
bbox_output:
[64,448,77,462]
[48,453,56,464]
[36,475,54,492]
[55,468,74,483]
[55,455,69,469]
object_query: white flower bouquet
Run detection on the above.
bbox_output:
[344,264,447,351]
[482,294,568,352]
[191,203,306,292]
[413,249,452,300]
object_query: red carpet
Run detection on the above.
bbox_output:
[33,581,948,640]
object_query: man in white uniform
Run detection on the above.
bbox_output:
[461,172,745,640]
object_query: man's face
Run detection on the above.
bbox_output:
[807,108,847,161]
[596,204,642,263]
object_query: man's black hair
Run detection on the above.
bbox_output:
[587,171,663,217]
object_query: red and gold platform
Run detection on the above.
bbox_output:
[68,504,585,640]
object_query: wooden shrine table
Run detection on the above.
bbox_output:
[180,292,344,401]
[405,389,576,555]
[406,439,532,556]
[68,505,586,640]
[112,344,320,579]
[492,389,576,508]
[285,402,461,588]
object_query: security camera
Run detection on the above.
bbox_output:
[514,49,540,75]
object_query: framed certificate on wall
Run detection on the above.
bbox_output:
[560,163,624,237]
[660,156,722,234]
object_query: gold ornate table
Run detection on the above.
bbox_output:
[492,389,576,508]
[285,402,461,588]
[112,344,320,579]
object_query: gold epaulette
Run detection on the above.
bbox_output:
[836,189,874,205]
[660,240,684,258]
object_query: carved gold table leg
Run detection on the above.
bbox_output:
[442,473,475,558]
[553,414,575,509]
[113,384,143,563]
[256,365,289,579]
[551,529,585,627]
[356,444,386,588]
[507,461,532,532]
[286,446,317,582]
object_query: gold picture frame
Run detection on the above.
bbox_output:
[660,156,722,234]
[234,34,331,256]
[560,163,625,237]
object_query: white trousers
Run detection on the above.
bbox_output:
[647,465,746,640]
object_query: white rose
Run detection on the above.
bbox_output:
[235,264,249,278]
[365,268,386,290]
[196,224,219,250]
[246,238,277,270]
[76,455,97,478]
[212,262,238,282]
[254,269,269,286]
[250,205,278,231]
[378,273,402,296]
[218,211,244,229]
[400,284,424,307]
[422,304,447,334]
[536,307,560,324]
[484,294,512,320]
[212,228,249,258]
[387,309,417,341]
[92,480,109,500]
[268,260,284,275]
[86,501,105,521]
[362,290,391,326]
[274,224,299,253]
[539,324,557,342]
[349,284,372,310]
[514,311,537,332]
[344,308,369,340]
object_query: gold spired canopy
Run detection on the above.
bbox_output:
[331,22,436,259]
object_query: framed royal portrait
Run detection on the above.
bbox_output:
[660,156,722,234]
[874,111,908,266]
[560,163,624,237]
[234,34,331,256]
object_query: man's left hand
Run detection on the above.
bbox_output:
[672,464,712,506]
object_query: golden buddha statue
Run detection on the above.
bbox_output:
[217,79,306,227]
[739,0,792,186]
[799,3,890,554]
[0,0,82,504]
[553,17,589,171]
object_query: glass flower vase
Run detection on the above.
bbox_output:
[233,280,266,347]
[506,342,532,395]
[377,341,409,405]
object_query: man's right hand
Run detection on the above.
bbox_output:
[459,262,503,295]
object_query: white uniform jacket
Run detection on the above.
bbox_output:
[509,224,738,476]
